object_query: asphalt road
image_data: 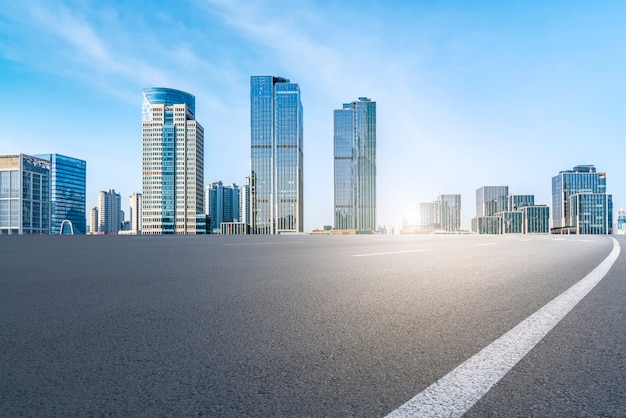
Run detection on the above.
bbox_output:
[0,234,624,416]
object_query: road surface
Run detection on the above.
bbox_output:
[1,234,624,416]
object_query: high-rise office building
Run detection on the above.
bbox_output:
[552,165,612,234]
[239,176,251,231]
[129,192,142,235]
[0,154,50,235]
[90,206,98,233]
[98,189,121,234]
[142,87,205,234]
[35,154,86,234]
[333,97,377,232]
[250,76,303,234]
[206,181,240,233]
[439,194,461,232]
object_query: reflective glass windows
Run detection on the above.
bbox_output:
[250,76,303,234]
[333,98,376,232]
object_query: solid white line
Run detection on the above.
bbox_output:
[386,237,620,418]
[476,242,497,246]
[352,249,428,257]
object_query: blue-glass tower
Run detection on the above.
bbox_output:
[333,97,377,232]
[35,154,86,234]
[250,76,303,234]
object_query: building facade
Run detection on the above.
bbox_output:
[90,206,98,233]
[206,181,240,233]
[35,154,86,235]
[98,189,121,234]
[439,194,461,232]
[476,186,509,217]
[333,97,377,232]
[521,205,550,234]
[130,192,142,235]
[419,201,440,230]
[142,87,205,234]
[0,154,50,235]
[417,194,462,231]
[508,194,534,211]
[552,165,612,234]
[250,76,303,234]
[239,177,251,232]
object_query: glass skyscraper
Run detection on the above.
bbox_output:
[36,154,86,234]
[333,97,377,232]
[142,87,205,234]
[552,165,612,234]
[250,76,303,234]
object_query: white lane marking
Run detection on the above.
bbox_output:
[223,241,304,246]
[476,242,497,246]
[352,249,428,257]
[386,237,620,418]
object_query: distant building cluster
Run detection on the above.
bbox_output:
[1,79,618,236]
[471,186,549,234]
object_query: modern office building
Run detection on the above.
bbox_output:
[508,194,534,211]
[142,87,205,234]
[521,205,550,234]
[206,181,240,233]
[239,177,251,232]
[418,194,461,231]
[35,154,86,234]
[552,165,612,234]
[0,154,50,235]
[472,186,509,233]
[476,186,509,216]
[419,201,440,229]
[472,216,502,234]
[439,194,461,232]
[333,97,377,232]
[129,192,142,234]
[98,189,121,234]
[250,76,303,234]
[90,206,98,233]
[498,211,523,234]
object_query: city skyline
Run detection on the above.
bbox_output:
[2,1,626,231]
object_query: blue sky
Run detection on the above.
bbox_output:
[1,0,625,231]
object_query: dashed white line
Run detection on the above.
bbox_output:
[476,242,497,247]
[352,249,428,257]
[223,241,304,246]
[386,237,620,418]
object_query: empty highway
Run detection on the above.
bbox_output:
[1,234,625,416]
